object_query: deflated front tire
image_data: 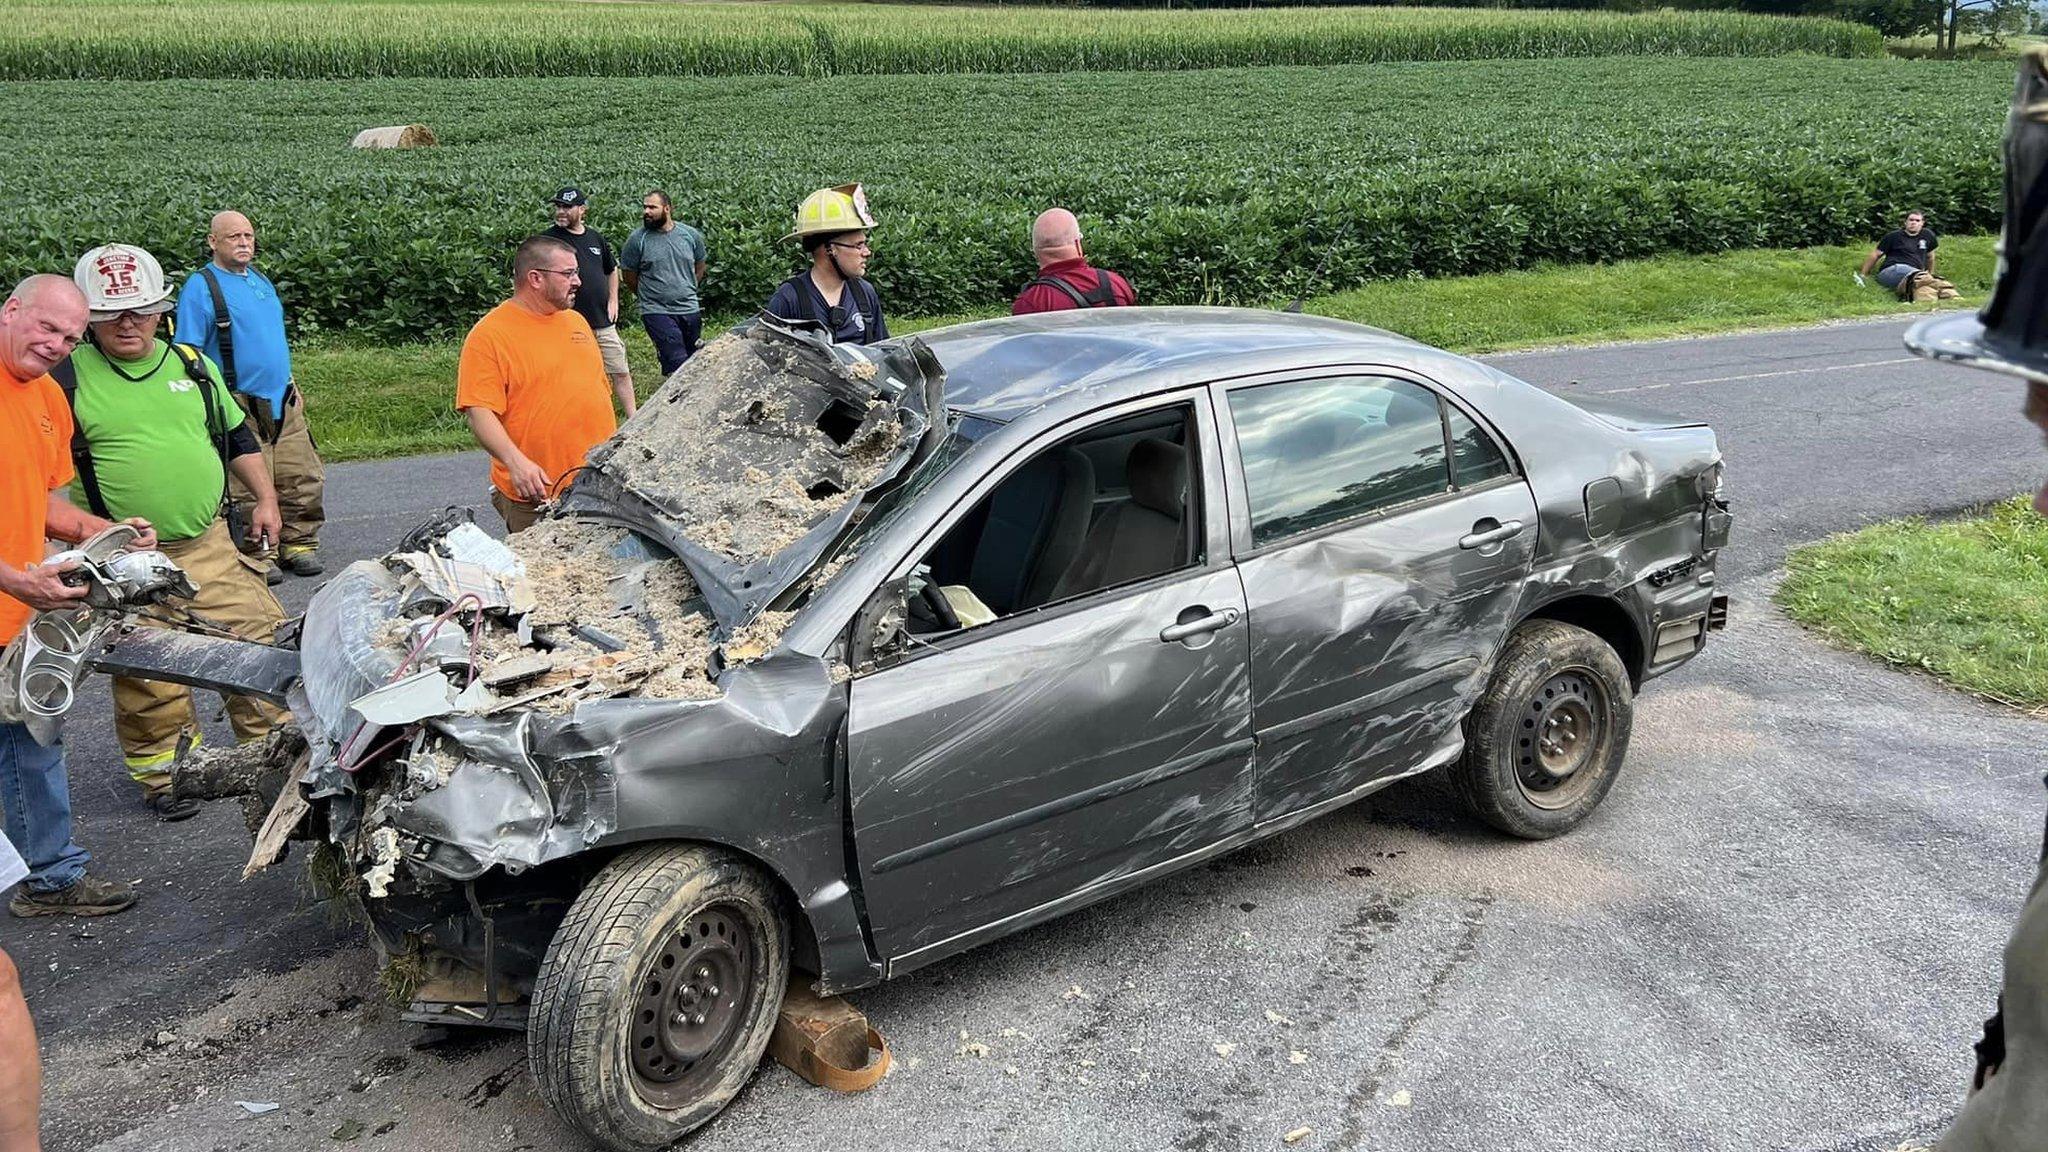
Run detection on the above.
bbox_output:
[529,843,789,1151]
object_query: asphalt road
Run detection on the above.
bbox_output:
[11,316,2044,1152]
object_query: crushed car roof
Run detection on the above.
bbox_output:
[916,306,1428,422]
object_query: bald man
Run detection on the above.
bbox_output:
[1011,208,1136,315]
[176,210,326,582]
[1,274,144,921]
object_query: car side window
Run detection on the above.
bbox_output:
[901,404,1202,637]
[1447,406,1512,487]
[1228,377,1450,548]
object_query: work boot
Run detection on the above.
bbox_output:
[282,549,323,578]
[146,791,200,822]
[8,873,139,918]
[264,561,284,586]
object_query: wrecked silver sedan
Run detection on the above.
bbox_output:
[132,310,1730,1149]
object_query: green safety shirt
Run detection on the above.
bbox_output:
[65,340,244,543]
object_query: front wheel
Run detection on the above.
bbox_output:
[1451,619,1635,840]
[530,844,790,1151]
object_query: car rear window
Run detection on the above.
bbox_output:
[1228,376,1451,547]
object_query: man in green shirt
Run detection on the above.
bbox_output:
[65,244,286,820]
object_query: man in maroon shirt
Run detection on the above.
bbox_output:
[1011,209,1136,315]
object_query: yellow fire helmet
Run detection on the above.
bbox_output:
[784,183,877,244]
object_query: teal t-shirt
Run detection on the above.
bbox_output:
[620,222,708,315]
[66,341,245,542]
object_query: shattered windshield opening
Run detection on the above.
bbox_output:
[828,414,1000,566]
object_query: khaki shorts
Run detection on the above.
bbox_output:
[592,324,631,379]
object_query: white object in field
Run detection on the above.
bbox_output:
[350,124,438,149]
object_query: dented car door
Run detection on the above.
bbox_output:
[845,392,1254,971]
[1218,373,1539,822]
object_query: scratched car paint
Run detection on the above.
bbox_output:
[120,309,1730,1150]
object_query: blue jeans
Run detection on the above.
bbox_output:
[642,312,703,377]
[1876,263,1920,290]
[0,722,89,893]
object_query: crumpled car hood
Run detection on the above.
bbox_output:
[568,316,947,633]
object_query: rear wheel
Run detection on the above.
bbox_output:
[529,844,789,1151]
[1452,620,1634,840]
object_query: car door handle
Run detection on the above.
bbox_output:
[1459,519,1525,550]
[1159,607,1240,644]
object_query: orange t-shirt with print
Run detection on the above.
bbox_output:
[454,301,617,502]
[0,363,75,647]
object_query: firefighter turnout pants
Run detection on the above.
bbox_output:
[113,519,288,792]
[228,387,326,560]
[1942,811,2048,1152]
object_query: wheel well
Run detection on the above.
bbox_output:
[1521,595,1645,687]
[572,837,822,978]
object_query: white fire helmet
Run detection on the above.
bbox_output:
[74,243,176,322]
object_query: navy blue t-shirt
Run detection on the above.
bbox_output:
[765,274,888,345]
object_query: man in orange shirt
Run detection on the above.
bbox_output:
[0,273,150,1152]
[457,235,630,534]
[0,274,148,922]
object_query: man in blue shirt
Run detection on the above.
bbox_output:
[620,191,710,377]
[175,210,326,581]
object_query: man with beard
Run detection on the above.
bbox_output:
[619,190,709,378]
[542,187,634,413]
[457,235,618,534]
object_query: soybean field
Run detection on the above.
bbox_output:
[0,57,2005,339]
[0,0,1879,79]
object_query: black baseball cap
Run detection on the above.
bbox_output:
[550,187,587,208]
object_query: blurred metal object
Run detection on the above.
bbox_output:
[0,524,198,740]
[1907,46,2048,380]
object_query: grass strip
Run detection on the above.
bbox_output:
[299,238,1991,461]
[1778,497,2048,711]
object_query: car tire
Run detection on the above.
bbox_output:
[529,843,789,1152]
[1451,619,1634,840]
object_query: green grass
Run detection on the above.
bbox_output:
[1887,32,2043,59]
[1313,235,1995,353]
[1778,497,2048,710]
[300,238,1990,460]
[0,1,1881,79]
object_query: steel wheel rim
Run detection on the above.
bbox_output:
[1514,667,1608,811]
[629,903,753,1107]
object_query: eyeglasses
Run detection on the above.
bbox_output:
[108,311,160,328]
[534,267,581,281]
[828,241,872,254]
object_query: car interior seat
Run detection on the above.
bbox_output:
[967,447,1096,614]
[1051,438,1187,601]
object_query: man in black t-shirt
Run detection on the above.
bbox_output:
[1858,210,1958,300]
[543,186,632,401]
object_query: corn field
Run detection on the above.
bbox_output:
[0,0,1881,79]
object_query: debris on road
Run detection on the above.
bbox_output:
[233,1100,279,1116]
[1283,1127,1314,1145]
[1213,1042,1236,1058]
